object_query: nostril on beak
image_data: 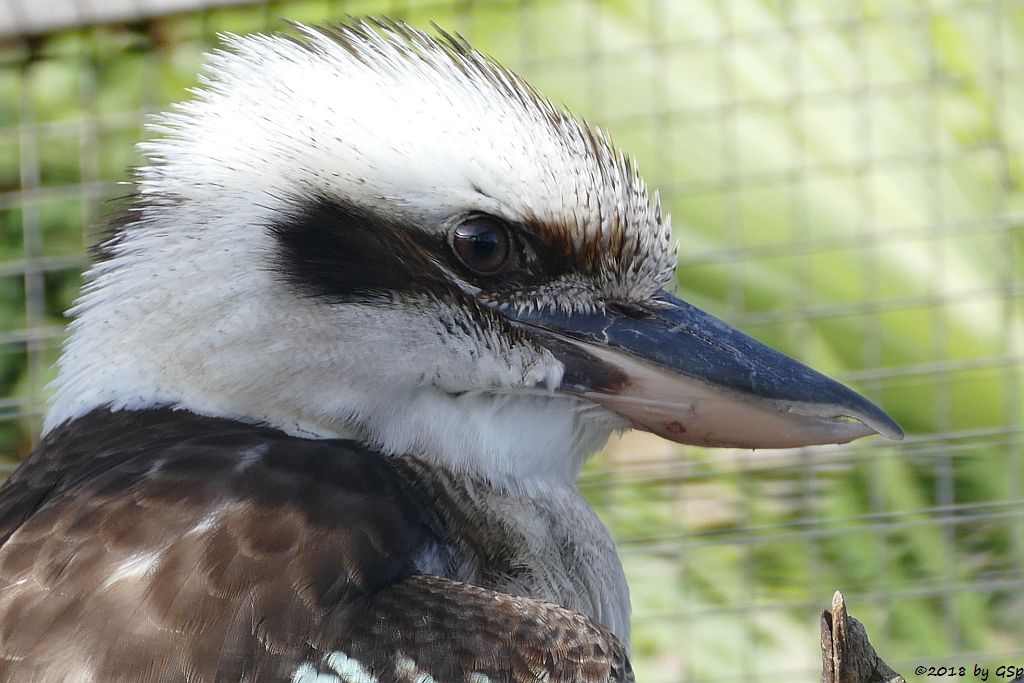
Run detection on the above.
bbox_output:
[606,302,647,320]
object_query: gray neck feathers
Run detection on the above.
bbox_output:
[407,460,632,649]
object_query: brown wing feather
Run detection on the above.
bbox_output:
[0,409,631,683]
[314,574,634,683]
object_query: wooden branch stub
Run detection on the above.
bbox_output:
[821,591,906,683]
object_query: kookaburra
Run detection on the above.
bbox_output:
[0,19,903,683]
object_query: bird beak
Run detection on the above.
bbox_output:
[507,291,904,449]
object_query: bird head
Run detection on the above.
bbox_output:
[47,20,902,491]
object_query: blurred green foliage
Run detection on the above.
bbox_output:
[0,1,1021,681]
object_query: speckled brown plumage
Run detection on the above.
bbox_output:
[0,409,632,682]
[329,575,632,682]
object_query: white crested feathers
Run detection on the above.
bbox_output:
[140,20,675,310]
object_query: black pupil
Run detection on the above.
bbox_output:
[454,221,508,274]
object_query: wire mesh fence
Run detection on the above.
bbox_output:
[0,1,1021,681]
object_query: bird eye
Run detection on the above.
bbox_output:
[451,217,511,276]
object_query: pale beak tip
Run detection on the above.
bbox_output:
[840,392,905,442]
[868,412,905,442]
[804,385,905,444]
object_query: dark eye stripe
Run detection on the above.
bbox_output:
[269,194,571,307]
[268,195,449,302]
